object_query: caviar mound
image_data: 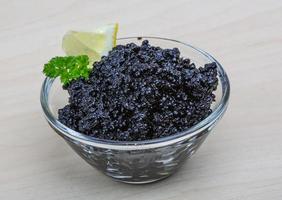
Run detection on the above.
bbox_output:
[58,40,218,141]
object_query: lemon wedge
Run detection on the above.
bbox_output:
[62,23,118,64]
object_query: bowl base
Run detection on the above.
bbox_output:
[112,174,171,184]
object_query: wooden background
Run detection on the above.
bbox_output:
[1,0,282,199]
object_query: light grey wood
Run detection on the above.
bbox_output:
[1,0,282,199]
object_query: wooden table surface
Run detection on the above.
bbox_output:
[1,0,282,199]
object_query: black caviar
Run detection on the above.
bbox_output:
[58,40,218,141]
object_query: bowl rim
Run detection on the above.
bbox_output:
[40,36,230,150]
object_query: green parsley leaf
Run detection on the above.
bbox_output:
[43,55,90,86]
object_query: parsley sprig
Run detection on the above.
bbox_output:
[43,55,90,86]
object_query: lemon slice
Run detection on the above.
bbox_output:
[62,23,118,64]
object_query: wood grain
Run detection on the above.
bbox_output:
[1,0,282,199]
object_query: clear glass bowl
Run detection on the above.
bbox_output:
[40,37,230,184]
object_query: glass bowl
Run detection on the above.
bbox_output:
[40,37,230,184]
